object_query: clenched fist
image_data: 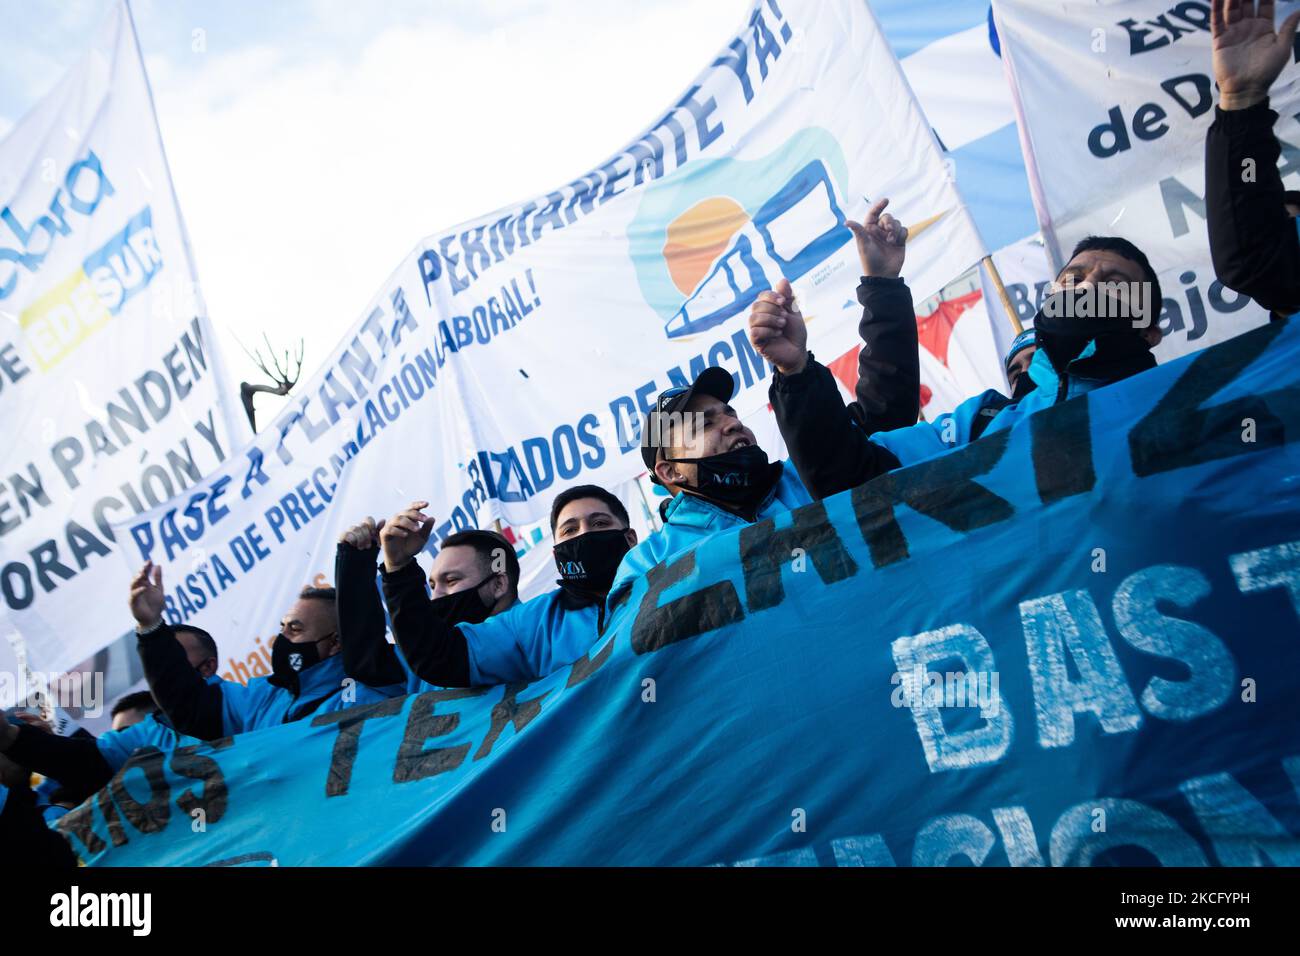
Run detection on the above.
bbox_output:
[748,278,808,375]
[339,516,385,550]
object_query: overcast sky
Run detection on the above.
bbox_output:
[0,0,749,423]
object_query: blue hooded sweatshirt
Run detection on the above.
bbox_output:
[454,589,599,688]
[381,588,599,691]
[611,462,812,598]
[94,677,224,770]
[870,340,1148,467]
[218,653,392,734]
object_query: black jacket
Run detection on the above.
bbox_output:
[769,276,914,499]
[3,725,113,805]
[0,782,77,867]
[1206,100,1300,318]
[137,623,226,741]
[380,560,472,687]
[336,542,408,688]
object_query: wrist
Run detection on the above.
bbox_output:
[383,556,412,573]
[1219,88,1267,111]
[777,351,809,376]
[135,617,164,636]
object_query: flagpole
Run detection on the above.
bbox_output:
[981,255,1025,335]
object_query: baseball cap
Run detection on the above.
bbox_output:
[640,366,735,479]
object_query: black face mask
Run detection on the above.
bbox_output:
[1034,287,1154,372]
[1010,368,1038,401]
[428,575,498,626]
[270,631,335,691]
[664,444,774,511]
[552,529,631,595]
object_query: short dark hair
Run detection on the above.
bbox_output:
[549,485,630,533]
[440,530,521,590]
[298,586,337,604]
[111,690,157,719]
[174,624,218,661]
[1066,236,1163,321]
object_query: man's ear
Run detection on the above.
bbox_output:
[624,528,638,548]
[1141,322,1163,348]
[653,459,683,487]
[199,658,218,680]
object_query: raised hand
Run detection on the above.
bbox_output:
[847,197,908,279]
[379,501,434,572]
[129,562,165,629]
[339,516,384,550]
[748,279,809,375]
[1211,0,1300,110]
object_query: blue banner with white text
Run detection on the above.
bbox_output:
[64,320,1300,866]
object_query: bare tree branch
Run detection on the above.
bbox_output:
[238,334,305,430]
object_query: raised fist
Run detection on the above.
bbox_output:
[339,516,384,550]
[748,278,808,375]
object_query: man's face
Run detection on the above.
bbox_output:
[111,707,151,732]
[279,598,338,656]
[1006,347,1036,393]
[653,394,757,488]
[429,545,490,599]
[174,630,218,679]
[553,497,635,549]
[1051,249,1162,346]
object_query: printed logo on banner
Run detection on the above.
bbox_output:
[629,127,853,340]
[20,206,165,371]
[0,150,115,299]
[0,149,167,371]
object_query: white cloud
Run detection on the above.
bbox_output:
[144,0,750,424]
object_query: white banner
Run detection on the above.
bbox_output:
[979,232,1054,361]
[0,2,247,676]
[107,0,987,690]
[993,0,1300,360]
[914,270,1013,416]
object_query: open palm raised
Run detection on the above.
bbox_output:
[1211,0,1300,110]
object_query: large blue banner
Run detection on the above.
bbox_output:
[63,321,1300,866]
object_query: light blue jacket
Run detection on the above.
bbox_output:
[399,589,601,689]
[611,463,813,598]
[870,341,1146,466]
[96,697,216,771]
[219,654,392,734]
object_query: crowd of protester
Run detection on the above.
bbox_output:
[3,0,1296,864]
